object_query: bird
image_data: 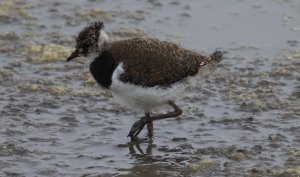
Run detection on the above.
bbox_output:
[66,21,223,140]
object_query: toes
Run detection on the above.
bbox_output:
[127,117,150,138]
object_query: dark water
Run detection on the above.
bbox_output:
[0,0,300,176]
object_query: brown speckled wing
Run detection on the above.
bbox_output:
[105,38,214,87]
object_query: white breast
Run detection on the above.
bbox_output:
[109,63,195,112]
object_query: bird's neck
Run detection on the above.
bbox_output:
[86,31,110,65]
[98,31,109,50]
[86,52,100,65]
[89,50,117,88]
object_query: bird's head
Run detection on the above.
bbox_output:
[66,21,108,61]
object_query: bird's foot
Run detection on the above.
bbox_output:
[128,116,151,140]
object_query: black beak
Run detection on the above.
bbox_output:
[66,50,79,62]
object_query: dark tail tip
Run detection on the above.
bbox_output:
[210,50,224,63]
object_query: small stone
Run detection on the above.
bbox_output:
[188,160,219,171]
[172,137,187,141]
[229,152,246,161]
[0,31,19,40]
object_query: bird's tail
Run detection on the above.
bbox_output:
[199,50,224,73]
[207,50,223,64]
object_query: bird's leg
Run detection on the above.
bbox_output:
[150,101,183,121]
[128,112,151,140]
[133,112,151,137]
[146,112,153,138]
[128,101,182,140]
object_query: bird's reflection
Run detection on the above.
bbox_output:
[128,137,153,156]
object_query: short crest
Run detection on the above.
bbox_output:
[75,21,104,52]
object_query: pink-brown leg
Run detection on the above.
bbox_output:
[128,101,182,140]
[146,112,153,138]
[150,101,183,121]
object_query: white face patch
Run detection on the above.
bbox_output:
[84,30,110,67]
[98,31,109,51]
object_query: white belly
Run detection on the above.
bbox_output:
[109,63,195,112]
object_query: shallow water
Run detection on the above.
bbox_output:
[0,0,300,177]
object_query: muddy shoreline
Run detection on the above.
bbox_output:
[0,0,300,176]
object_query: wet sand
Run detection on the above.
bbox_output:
[0,0,300,176]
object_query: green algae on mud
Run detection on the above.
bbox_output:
[23,43,72,63]
[0,0,35,22]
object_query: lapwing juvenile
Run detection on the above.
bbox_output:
[66,21,223,140]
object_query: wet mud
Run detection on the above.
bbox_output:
[0,0,300,176]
